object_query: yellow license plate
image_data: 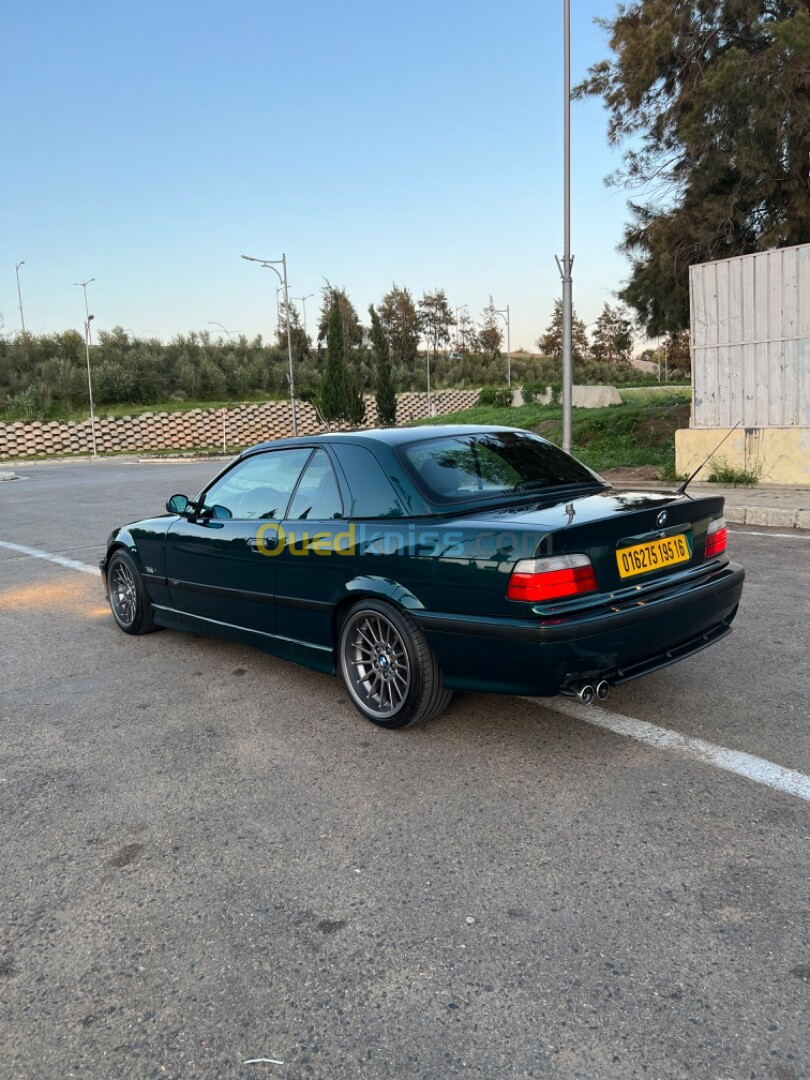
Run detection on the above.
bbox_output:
[616,533,691,579]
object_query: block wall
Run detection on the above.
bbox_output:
[0,391,480,459]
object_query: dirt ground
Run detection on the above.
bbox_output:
[599,466,667,487]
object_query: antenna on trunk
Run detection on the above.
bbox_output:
[676,421,742,495]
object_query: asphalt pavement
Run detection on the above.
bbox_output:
[1,459,808,1080]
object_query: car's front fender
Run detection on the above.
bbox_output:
[103,520,172,603]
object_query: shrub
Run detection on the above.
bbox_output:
[3,385,40,420]
[521,382,561,406]
[520,382,544,405]
[477,386,513,408]
[95,361,136,404]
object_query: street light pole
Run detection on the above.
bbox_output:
[75,277,95,344]
[15,261,26,334]
[494,305,512,389]
[554,0,574,454]
[294,293,313,341]
[74,278,97,458]
[207,321,239,341]
[425,332,433,416]
[455,304,468,356]
[242,253,297,435]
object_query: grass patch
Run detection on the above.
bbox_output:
[618,386,691,407]
[705,457,760,486]
[415,397,690,477]
[0,395,279,424]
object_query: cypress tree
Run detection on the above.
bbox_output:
[320,298,347,422]
[369,304,396,427]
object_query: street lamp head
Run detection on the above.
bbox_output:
[16,260,25,270]
[242,253,285,269]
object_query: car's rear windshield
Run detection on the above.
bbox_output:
[400,431,601,503]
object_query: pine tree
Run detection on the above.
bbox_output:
[590,303,633,365]
[537,300,591,362]
[418,289,455,358]
[576,0,810,334]
[379,285,421,379]
[478,297,504,361]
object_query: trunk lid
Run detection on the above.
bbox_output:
[455,488,726,593]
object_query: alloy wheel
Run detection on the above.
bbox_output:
[341,610,412,720]
[109,557,138,628]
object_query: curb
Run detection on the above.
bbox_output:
[725,505,810,530]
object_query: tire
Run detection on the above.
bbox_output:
[338,599,452,729]
[106,549,157,635]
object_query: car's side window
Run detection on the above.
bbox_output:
[331,444,406,518]
[200,448,312,520]
[286,449,343,520]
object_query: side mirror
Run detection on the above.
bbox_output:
[167,493,190,515]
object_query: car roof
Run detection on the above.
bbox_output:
[242,424,526,457]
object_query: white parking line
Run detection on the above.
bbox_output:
[0,539,99,576]
[538,697,810,803]
[730,530,810,540]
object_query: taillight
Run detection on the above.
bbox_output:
[705,517,727,558]
[507,554,597,602]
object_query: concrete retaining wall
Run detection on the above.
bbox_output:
[0,390,480,460]
[512,385,622,408]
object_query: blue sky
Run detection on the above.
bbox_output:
[2,0,633,352]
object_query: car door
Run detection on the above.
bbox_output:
[164,447,312,637]
[273,447,349,648]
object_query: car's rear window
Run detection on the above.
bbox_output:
[400,431,600,503]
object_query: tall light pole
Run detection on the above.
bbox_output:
[242,253,297,435]
[294,293,313,341]
[75,278,95,343]
[424,331,433,416]
[15,261,26,334]
[554,0,573,453]
[74,278,98,458]
[494,305,512,389]
[455,304,468,355]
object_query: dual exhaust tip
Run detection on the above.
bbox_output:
[564,680,610,705]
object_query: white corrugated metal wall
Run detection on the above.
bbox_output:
[689,243,810,428]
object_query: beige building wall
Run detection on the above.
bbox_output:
[676,426,810,485]
[684,244,810,484]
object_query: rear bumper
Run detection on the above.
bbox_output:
[415,562,745,696]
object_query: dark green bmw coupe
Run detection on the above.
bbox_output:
[101,426,744,728]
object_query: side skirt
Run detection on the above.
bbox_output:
[152,605,336,675]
